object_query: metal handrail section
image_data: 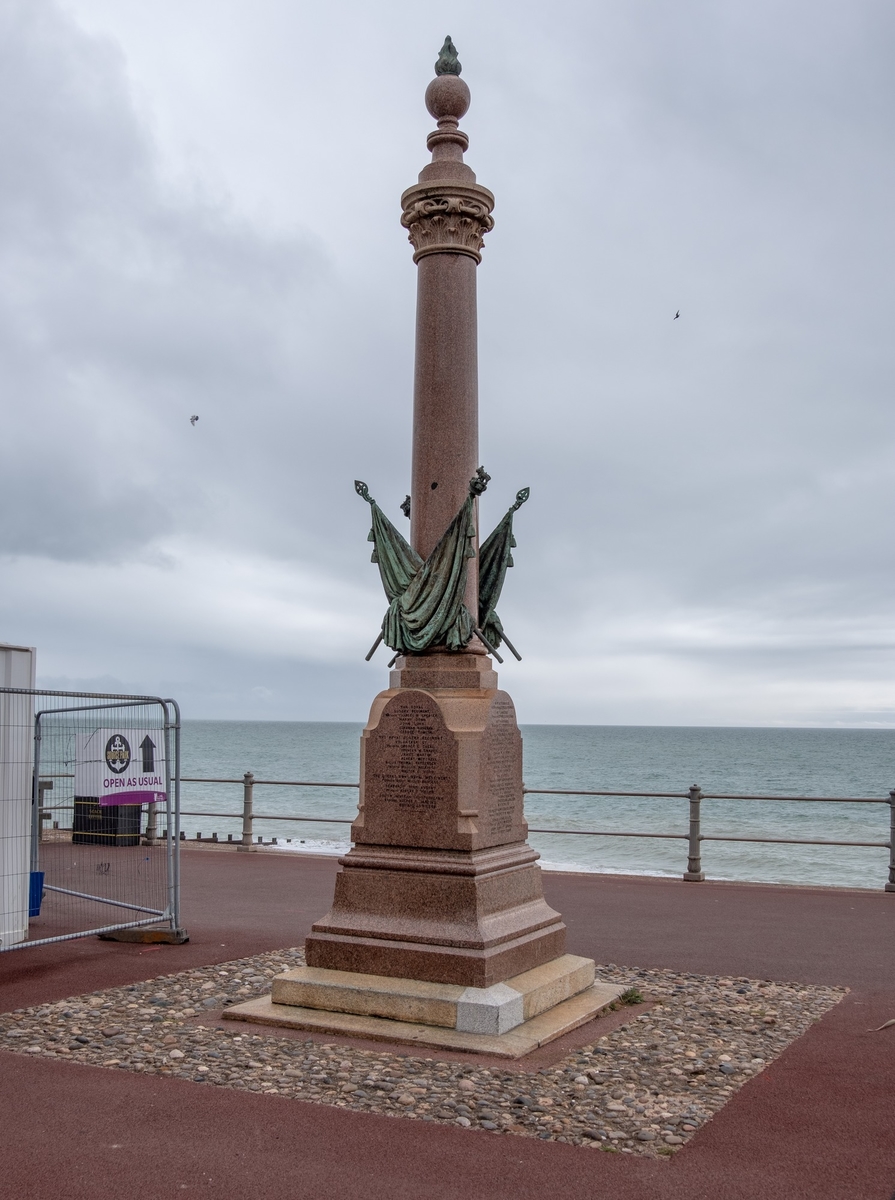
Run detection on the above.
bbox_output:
[182,777,888,804]
[700,834,888,848]
[42,884,166,916]
[523,787,888,803]
[178,811,888,848]
[11,916,166,950]
[178,774,895,891]
[182,777,358,788]
[182,810,351,824]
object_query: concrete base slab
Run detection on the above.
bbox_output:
[222,980,625,1059]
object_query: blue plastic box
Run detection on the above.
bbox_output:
[29,871,45,918]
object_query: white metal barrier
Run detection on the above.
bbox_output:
[0,687,185,951]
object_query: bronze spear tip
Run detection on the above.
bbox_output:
[469,466,490,496]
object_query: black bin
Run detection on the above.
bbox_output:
[72,797,141,847]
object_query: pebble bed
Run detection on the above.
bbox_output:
[0,949,843,1156]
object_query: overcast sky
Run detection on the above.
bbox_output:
[1,0,893,726]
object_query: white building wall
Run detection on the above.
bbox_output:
[0,644,36,947]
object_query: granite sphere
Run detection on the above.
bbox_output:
[425,75,470,121]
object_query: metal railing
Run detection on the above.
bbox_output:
[178,774,895,892]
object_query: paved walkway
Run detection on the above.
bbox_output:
[2,849,893,1199]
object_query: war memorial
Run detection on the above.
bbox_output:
[226,38,624,1054]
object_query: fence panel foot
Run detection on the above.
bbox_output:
[98,926,189,944]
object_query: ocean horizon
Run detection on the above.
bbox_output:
[176,721,895,891]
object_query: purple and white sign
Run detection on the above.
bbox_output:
[75,729,167,807]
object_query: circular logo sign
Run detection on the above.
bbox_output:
[105,734,131,774]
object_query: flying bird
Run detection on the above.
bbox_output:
[189,415,199,426]
[674,310,680,320]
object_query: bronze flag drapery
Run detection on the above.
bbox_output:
[477,487,529,650]
[358,482,423,602]
[355,480,477,653]
[356,476,528,656]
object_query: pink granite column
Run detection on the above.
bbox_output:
[401,68,494,616]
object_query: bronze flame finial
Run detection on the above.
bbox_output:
[435,36,461,77]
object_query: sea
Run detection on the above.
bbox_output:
[179,722,895,891]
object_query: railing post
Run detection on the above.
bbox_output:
[238,772,255,852]
[683,784,705,881]
[144,800,158,847]
[37,779,53,844]
[886,790,895,893]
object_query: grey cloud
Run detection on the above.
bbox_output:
[0,0,358,563]
[38,650,373,722]
[2,0,893,723]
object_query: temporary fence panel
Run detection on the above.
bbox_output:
[0,646,36,947]
[0,688,183,951]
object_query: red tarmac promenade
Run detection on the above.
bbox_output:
[2,848,893,1199]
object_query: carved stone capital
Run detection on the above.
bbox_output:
[400,182,495,264]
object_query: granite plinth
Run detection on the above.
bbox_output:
[389,650,498,692]
[305,842,566,987]
[305,664,566,988]
[224,955,623,1059]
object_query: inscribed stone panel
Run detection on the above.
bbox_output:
[359,690,458,848]
[477,692,526,848]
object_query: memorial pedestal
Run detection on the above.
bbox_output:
[305,653,567,988]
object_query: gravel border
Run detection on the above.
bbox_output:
[0,950,844,1155]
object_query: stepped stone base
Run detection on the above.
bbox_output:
[224,954,624,1059]
[306,842,567,989]
[275,953,595,1031]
